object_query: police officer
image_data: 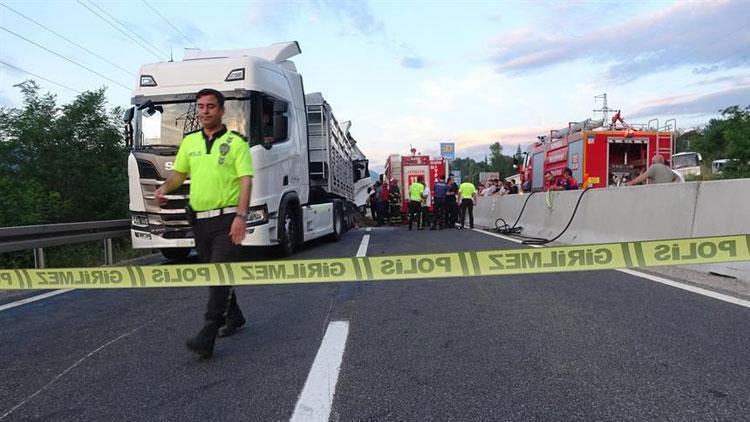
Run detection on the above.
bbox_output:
[431,175,448,230]
[155,88,253,358]
[458,179,477,229]
[408,176,426,230]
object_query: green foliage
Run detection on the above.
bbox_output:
[675,130,702,153]
[451,142,516,185]
[0,238,152,269]
[0,80,129,226]
[691,105,750,179]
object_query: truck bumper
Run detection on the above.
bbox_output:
[130,219,279,249]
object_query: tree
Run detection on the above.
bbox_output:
[450,142,518,185]
[692,105,750,178]
[0,80,129,226]
[675,128,703,153]
[488,142,514,177]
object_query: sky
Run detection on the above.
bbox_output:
[1,0,749,172]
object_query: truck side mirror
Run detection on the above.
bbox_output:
[122,107,134,123]
[123,107,135,148]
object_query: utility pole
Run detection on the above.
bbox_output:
[593,93,617,123]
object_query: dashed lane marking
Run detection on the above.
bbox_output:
[0,289,74,313]
[290,321,350,422]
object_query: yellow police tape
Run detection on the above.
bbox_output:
[1,234,748,290]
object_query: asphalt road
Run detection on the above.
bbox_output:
[1,226,748,421]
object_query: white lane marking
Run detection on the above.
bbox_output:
[471,228,750,307]
[617,268,750,309]
[0,289,74,313]
[356,234,370,257]
[290,321,350,422]
[365,228,372,232]
[0,322,145,421]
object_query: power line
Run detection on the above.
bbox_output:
[0,59,82,94]
[87,0,171,58]
[142,0,200,50]
[76,0,166,62]
[0,25,131,91]
[0,2,134,77]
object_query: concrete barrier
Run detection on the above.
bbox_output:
[691,179,750,237]
[474,179,750,280]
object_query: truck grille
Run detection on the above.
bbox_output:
[162,227,193,239]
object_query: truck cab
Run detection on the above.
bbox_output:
[125,42,359,258]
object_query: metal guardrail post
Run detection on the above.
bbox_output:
[33,248,45,269]
[103,238,114,265]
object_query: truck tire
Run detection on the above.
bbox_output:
[161,247,191,261]
[328,203,344,241]
[277,199,299,257]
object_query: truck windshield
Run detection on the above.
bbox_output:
[672,153,698,169]
[135,99,249,147]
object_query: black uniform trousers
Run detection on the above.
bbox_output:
[432,198,446,228]
[460,198,474,228]
[446,196,458,226]
[408,200,422,228]
[192,213,244,323]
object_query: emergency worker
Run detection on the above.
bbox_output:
[155,88,253,358]
[408,176,426,230]
[458,179,477,229]
[543,171,554,191]
[380,180,390,225]
[550,167,579,191]
[388,178,401,225]
[421,182,431,229]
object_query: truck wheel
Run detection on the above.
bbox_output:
[328,204,344,241]
[277,201,298,256]
[161,248,191,261]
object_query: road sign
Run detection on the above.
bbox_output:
[440,143,455,160]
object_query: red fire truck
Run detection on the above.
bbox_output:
[385,149,449,213]
[520,112,676,190]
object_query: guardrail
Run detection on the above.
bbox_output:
[0,219,130,268]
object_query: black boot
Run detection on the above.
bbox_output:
[219,315,246,337]
[186,320,222,358]
[219,290,245,337]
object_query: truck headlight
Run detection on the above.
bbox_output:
[246,205,268,227]
[131,213,149,227]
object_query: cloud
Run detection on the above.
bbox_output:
[631,84,750,118]
[401,56,426,69]
[358,107,544,166]
[688,73,750,87]
[451,127,542,158]
[243,0,426,69]
[394,42,427,69]
[316,0,384,36]
[243,0,304,35]
[489,0,750,82]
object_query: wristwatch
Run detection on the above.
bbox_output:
[235,211,247,219]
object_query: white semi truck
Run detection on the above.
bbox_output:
[124,42,369,258]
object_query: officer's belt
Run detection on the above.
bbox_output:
[196,207,238,219]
